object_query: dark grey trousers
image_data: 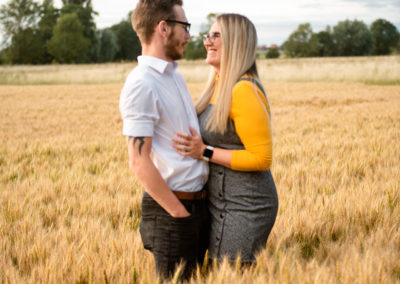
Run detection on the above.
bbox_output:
[139,192,209,279]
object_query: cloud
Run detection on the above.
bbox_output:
[341,0,400,8]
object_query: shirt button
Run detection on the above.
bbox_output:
[218,193,222,197]
[216,237,220,241]
[218,170,223,175]
[220,214,223,219]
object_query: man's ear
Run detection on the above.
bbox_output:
[157,20,170,38]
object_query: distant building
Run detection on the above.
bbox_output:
[268,44,280,50]
[257,45,268,51]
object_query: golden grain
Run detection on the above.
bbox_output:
[0,57,399,283]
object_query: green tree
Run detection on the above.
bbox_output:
[96,28,119,62]
[111,14,141,61]
[0,0,39,42]
[60,0,97,61]
[47,13,90,63]
[62,0,89,4]
[184,37,206,59]
[283,23,313,57]
[7,27,44,64]
[397,40,400,54]
[308,29,336,57]
[333,19,373,56]
[0,49,5,64]
[184,13,216,60]
[266,47,280,59]
[37,0,60,63]
[370,19,399,55]
[308,33,320,57]
[0,0,41,63]
[318,30,336,57]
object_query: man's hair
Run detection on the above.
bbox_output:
[131,0,183,44]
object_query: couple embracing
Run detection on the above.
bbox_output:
[119,0,278,280]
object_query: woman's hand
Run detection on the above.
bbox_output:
[172,126,206,160]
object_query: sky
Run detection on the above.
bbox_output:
[1,0,400,45]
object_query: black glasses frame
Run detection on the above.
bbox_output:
[165,19,191,33]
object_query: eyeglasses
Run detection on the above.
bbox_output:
[202,32,221,44]
[165,19,191,33]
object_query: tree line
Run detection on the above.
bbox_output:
[281,19,399,58]
[0,0,140,64]
[186,18,400,59]
[0,0,398,64]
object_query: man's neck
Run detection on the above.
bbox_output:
[141,44,173,63]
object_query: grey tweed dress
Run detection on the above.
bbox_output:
[199,105,279,262]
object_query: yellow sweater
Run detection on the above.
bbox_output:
[211,77,272,171]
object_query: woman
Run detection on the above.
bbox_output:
[172,14,278,263]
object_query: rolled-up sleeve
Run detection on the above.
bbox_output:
[119,80,159,137]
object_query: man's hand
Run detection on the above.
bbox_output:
[127,136,190,217]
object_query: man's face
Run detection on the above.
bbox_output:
[165,5,191,60]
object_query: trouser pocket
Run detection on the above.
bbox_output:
[139,216,156,251]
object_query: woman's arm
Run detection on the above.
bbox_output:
[229,81,272,171]
[172,81,272,171]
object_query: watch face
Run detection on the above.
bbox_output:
[203,147,213,158]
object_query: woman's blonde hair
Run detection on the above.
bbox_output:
[196,13,267,134]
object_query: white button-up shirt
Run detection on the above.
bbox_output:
[119,56,208,192]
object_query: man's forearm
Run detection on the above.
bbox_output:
[128,136,189,218]
[133,158,189,217]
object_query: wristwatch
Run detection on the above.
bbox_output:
[202,145,214,161]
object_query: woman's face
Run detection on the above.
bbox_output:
[204,22,222,72]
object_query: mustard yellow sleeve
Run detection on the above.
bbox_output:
[230,81,273,171]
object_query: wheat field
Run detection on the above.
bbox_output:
[0,56,399,283]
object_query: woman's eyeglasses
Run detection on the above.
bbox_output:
[165,19,191,33]
[202,32,221,44]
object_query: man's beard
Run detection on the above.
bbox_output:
[165,30,183,61]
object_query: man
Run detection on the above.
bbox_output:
[119,0,209,279]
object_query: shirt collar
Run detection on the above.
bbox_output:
[138,56,178,74]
